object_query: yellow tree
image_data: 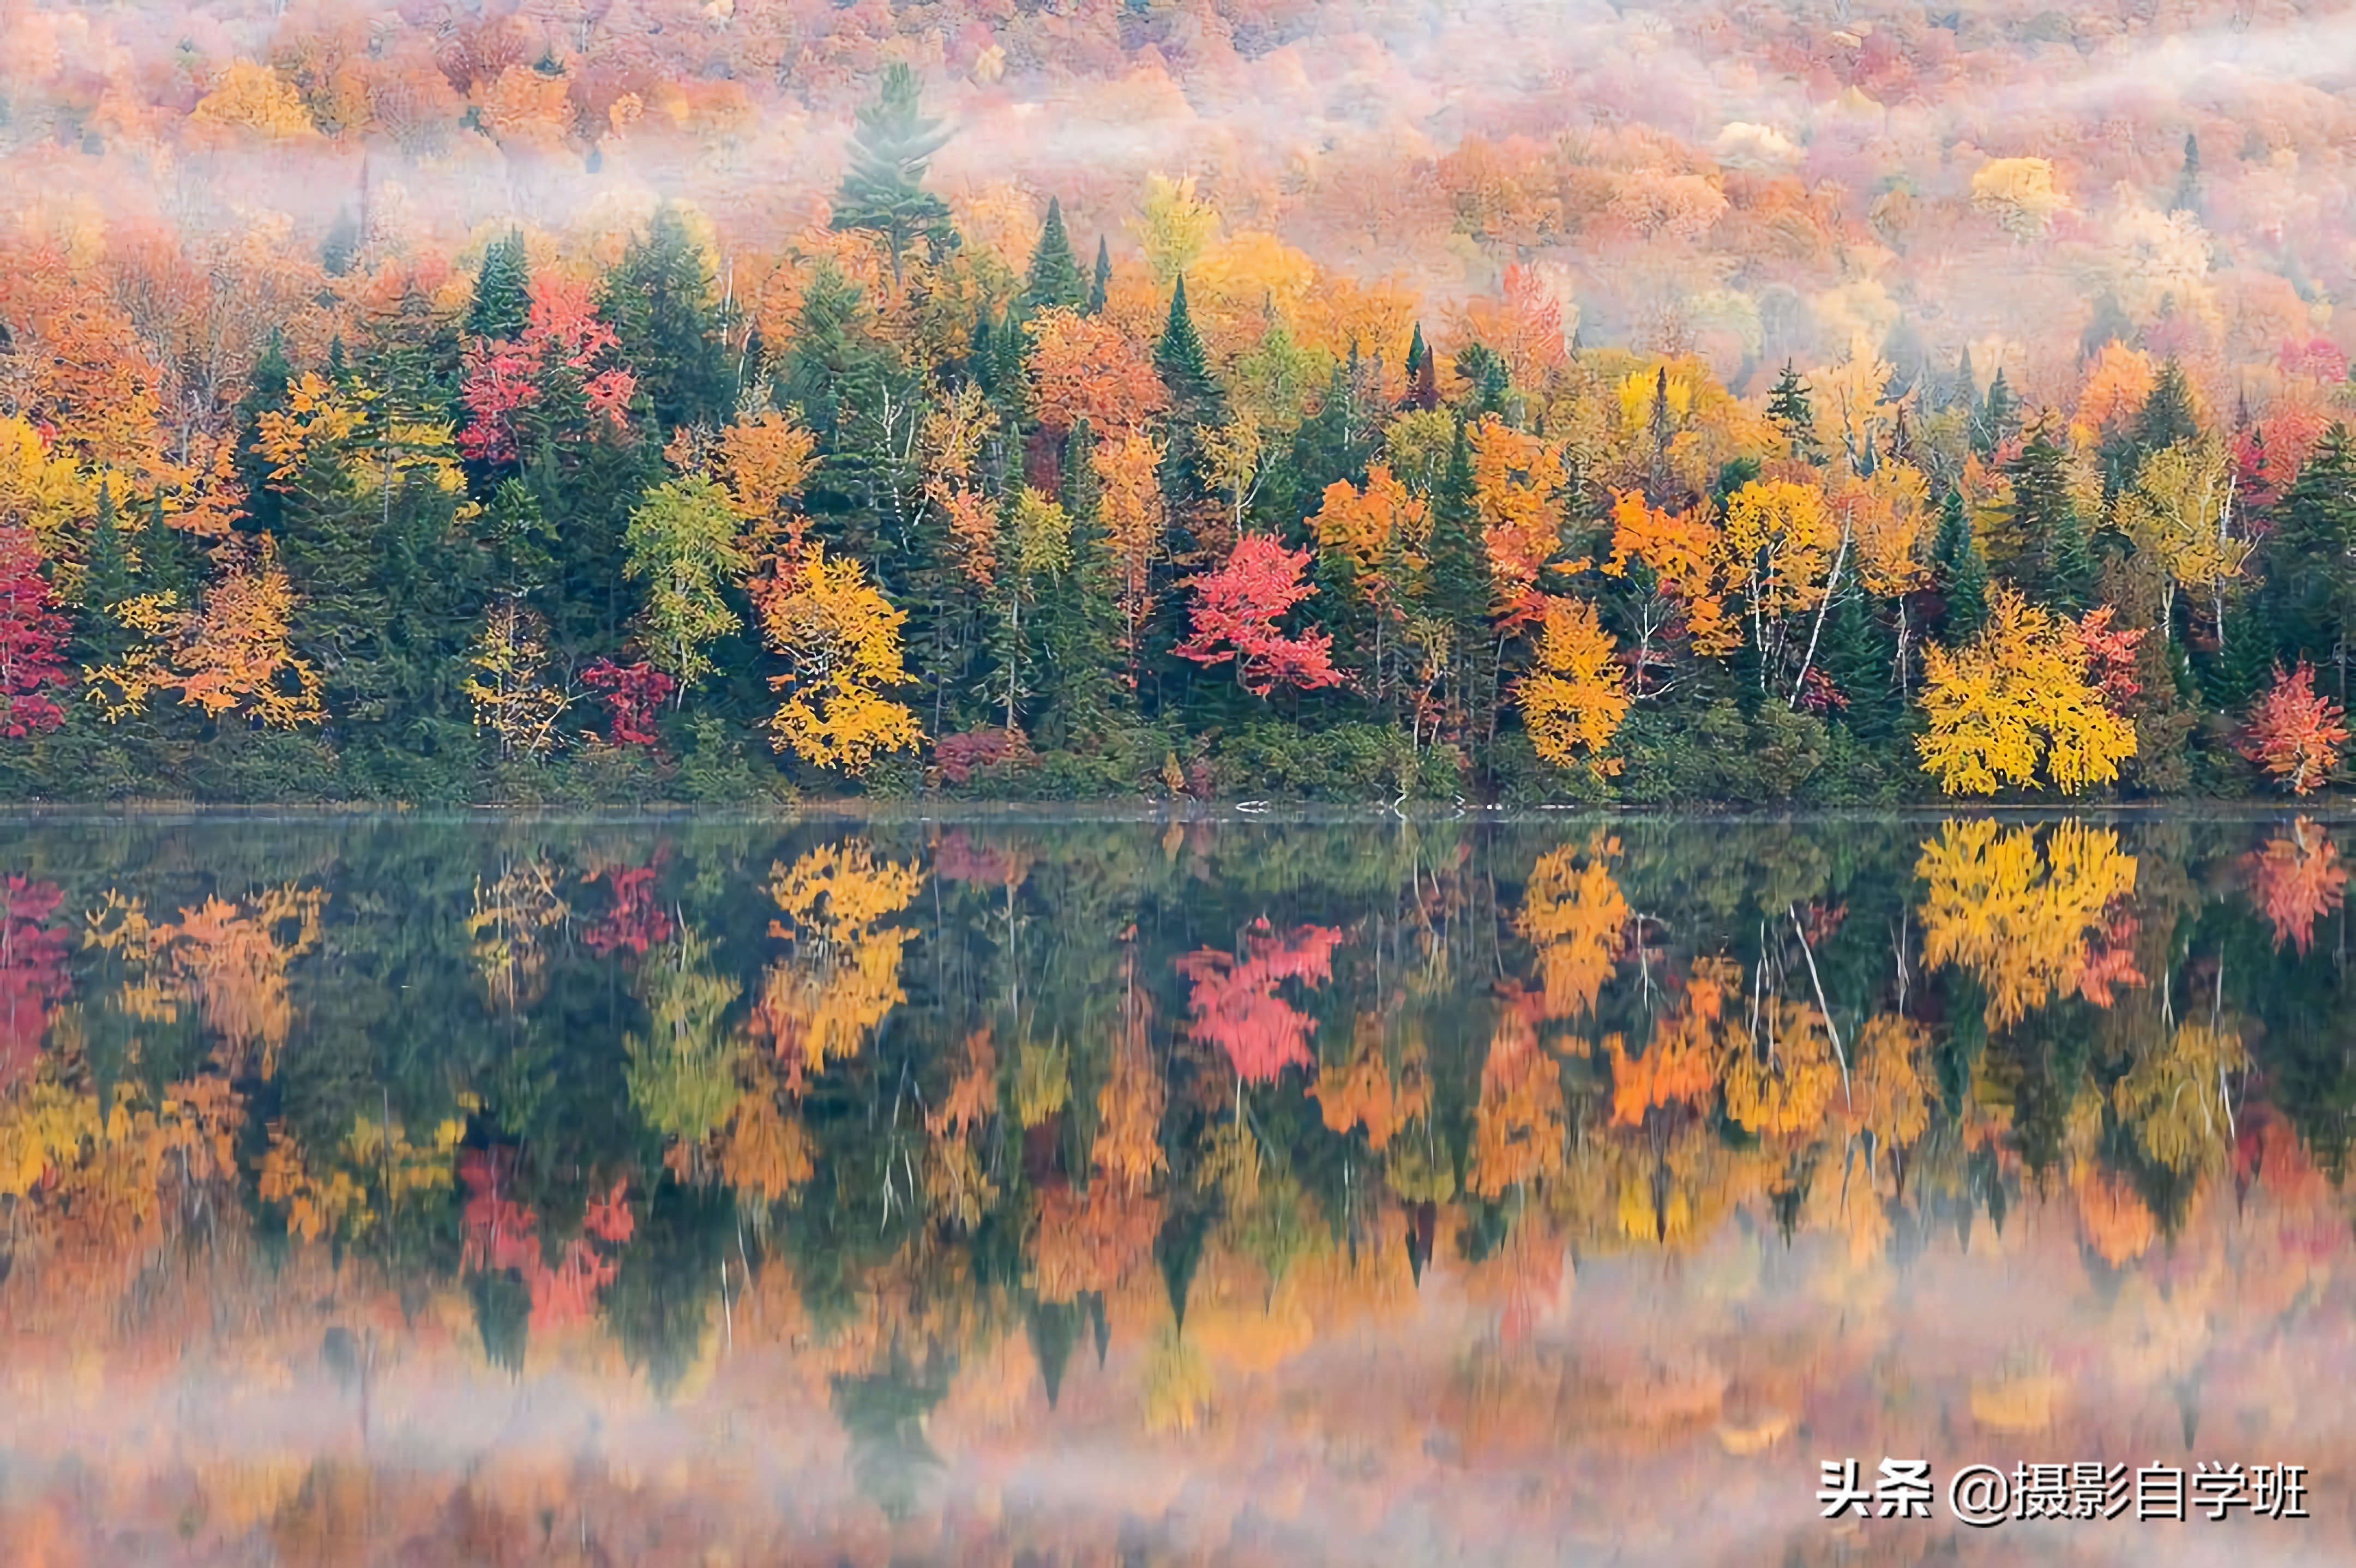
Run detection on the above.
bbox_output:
[1130,173,1220,287]
[1916,588,2137,795]
[2110,437,2252,642]
[460,601,573,761]
[1721,475,1838,683]
[1519,595,1628,775]
[1470,414,1572,616]
[1515,836,1628,1020]
[749,544,922,774]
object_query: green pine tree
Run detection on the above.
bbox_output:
[1087,236,1111,316]
[2262,424,2356,698]
[597,204,736,433]
[830,63,957,286]
[466,228,531,342]
[1932,487,1990,640]
[2171,131,2202,217]
[1990,420,2077,588]
[1020,197,1088,317]
[1766,360,1818,460]
[1974,367,2018,457]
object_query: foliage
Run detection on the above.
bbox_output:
[1916,589,2136,796]
[2240,661,2348,795]
[750,545,922,775]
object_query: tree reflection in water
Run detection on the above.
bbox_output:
[0,811,2348,1563]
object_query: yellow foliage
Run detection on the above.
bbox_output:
[1520,595,1628,774]
[1131,173,1221,287]
[2113,1021,2247,1174]
[755,841,923,1081]
[1015,1039,1070,1128]
[1915,819,2138,1029]
[1141,1324,1215,1435]
[1515,836,1628,1018]
[0,415,98,564]
[1970,156,2067,239]
[1843,1014,1930,1147]
[1722,477,1838,620]
[1722,1000,1838,1137]
[1915,588,2136,795]
[1602,488,1740,656]
[752,544,923,774]
[2071,341,2155,443]
[1469,414,1572,606]
[1470,1019,1567,1196]
[721,1090,816,1204]
[191,61,318,140]
[0,1075,102,1199]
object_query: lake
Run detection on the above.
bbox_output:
[0,809,2347,1564]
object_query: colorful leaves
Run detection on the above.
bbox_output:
[1177,919,1345,1084]
[2240,660,2348,795]
[1916,819,2140,1029]
[1172,534,1342,698]
[1916,588,2137,796]
[1519,595,1628,775]
[750,543,923,775]
[0,527,70,738]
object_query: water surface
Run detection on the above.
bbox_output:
[0,810,2348,1565]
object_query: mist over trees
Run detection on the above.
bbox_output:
[0,1,2353,801]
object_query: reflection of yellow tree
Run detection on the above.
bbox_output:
[720,1071,816,1207]
[2074,1167,2156,1264]
[626,926,746,1145]
[1841,1014,1930,1147]
[1604,957,1740,1126]
[1916,820,2139,1028]
[1313,1011,1431,1150]
[465,858,569,1011]
[1092,971,1168,1192]
[1141,1322,1215,1435]
[2113,1021,2247,1174]
[1470,1016,1567,1197]
[1514,836,1627,1019]
[922,1027,1000,1228]
[86,884,327,1076]
[258,1113,462,1243]
[1722,1000,1837,1137]
[750,842,923,1083]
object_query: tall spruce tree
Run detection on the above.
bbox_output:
[2171,132,2203,218]
[1020,197,1088,317]
[2263,425,2356,698]
[1087,236,1111,316]
[1932,487,1990,640]
[466,229,531,342]
[1991,420,2078,589]
[1766,360,1818,460]
[598,204,735,433]
[831,63,957,285]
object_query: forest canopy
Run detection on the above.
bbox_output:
[0,0,2353,802]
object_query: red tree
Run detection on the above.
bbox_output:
[459,274,638,467]
[2242,661,2349,795]
[0,528,70,738]
[1173,534,1343,697]
[582,658,675,747]
[1177,919,1347,1083]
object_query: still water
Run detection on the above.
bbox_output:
[0,809,2348,1565]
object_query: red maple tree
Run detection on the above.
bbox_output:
[459,1148,633,1334]
[1177,918,1346,1083]
[2241,660,2349,795]
[582,658,675,747]
[0,527,70,739]
[459,274,638,467]
[2245,820,2348,955]
[1173,534,1343,697]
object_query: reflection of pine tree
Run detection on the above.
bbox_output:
[470,1268,530,1376]
[831,1341,952,1521]
[603,1178,732,1400]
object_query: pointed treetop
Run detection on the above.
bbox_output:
[1087,236,1111,316]
[1020,195,1088,317]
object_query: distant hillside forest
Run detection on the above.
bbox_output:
[3,3,2356,801]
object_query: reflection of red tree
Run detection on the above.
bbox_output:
[2246,821,2347,955]
[460,1148,634,1334]
[930,827,1033,889]
[0,876,68,1092]
[1176,919,1345,1083]
[584,861,674,956]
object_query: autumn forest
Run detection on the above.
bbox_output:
[1,0,2354,800]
